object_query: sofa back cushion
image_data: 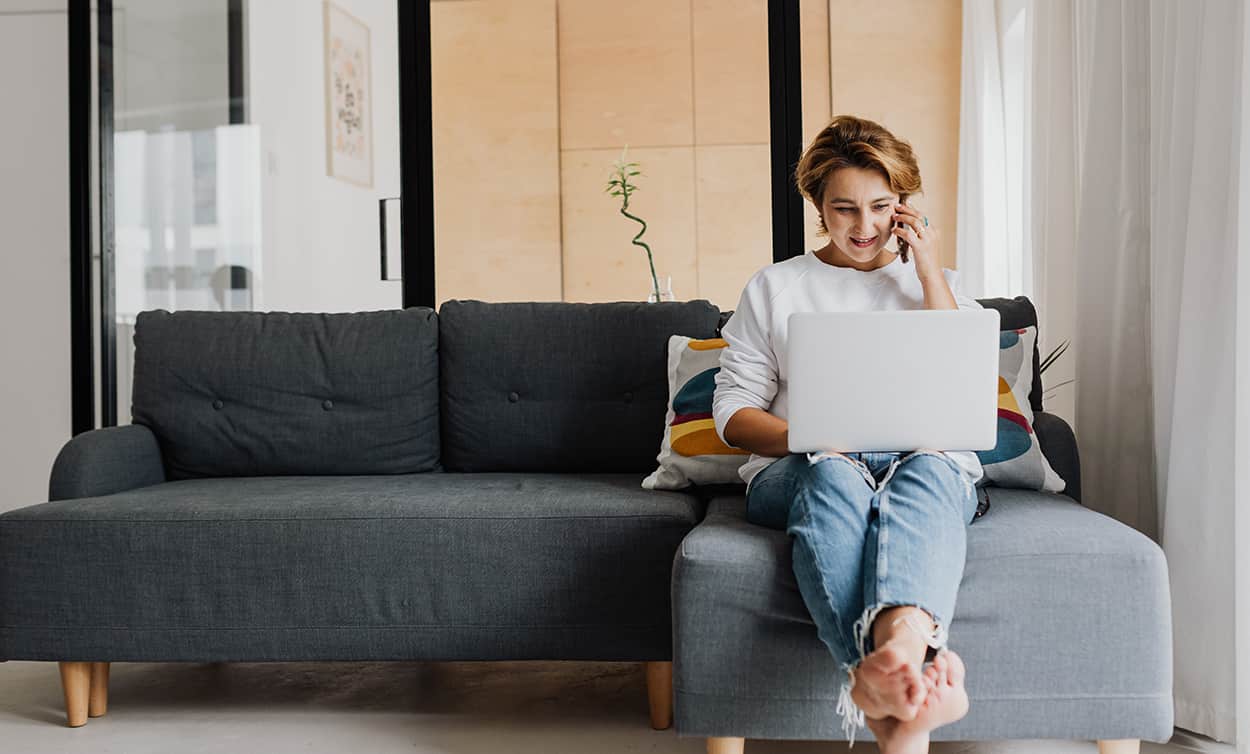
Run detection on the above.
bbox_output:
[439,300,721,472]
[132,308,440,479]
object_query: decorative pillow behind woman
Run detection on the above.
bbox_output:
[713,114,983,752]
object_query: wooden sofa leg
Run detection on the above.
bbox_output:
[644,661,673,730]
[58,662,90,727]
[707,737,745,754]
[1098,741,1140,754]
[89,662,110,717]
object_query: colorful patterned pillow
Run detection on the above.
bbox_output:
[642,336,750,490]
[977,326,1066,492]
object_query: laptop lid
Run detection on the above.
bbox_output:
[786,309,1001,453]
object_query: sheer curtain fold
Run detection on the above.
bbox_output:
[1027,0,1079,425]
[1070,0,1154,537]
[956,0,1007,300]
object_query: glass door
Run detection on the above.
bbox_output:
[102,0,404,424]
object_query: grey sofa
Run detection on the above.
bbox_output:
[0,300,721,730]
[0,298,1171,752]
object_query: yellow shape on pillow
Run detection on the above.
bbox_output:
[998,375,1020,411]
[671,418,751,457]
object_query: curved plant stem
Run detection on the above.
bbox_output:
[607,149,659,301]
[620,203,659,301]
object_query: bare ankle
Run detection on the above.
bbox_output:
[872,606,934,659]
[878,728,930,754]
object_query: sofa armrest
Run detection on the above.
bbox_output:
[48,424,166,501]
[1033,411,1081,503]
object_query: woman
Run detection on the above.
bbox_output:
[712,115,982,753]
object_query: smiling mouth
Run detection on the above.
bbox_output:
[850,236,877,248]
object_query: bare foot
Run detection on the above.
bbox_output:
[862,652,968,753]
[895,650,970,736]
[849,640,926,722]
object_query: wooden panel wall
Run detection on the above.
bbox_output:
[827,0,963,270]
[430,0,960,307]
[430,0,563,305]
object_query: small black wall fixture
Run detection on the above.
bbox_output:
[767,0,805,263]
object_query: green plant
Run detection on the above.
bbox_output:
[1039,338,1073,400]
[605,148,659,302]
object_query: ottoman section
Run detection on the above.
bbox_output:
[672,490,1172,742]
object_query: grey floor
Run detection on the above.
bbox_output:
[0,660,1231,754]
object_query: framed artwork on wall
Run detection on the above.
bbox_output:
[323,1,373,187]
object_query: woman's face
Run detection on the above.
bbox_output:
[818,167,900,266]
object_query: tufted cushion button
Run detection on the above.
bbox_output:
[623,391,633,403]
[508,391,519,403]
[322,399,334,411]
[212,399,224,410]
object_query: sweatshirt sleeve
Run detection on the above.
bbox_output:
[713,275,779,446]
[944,268,983,310]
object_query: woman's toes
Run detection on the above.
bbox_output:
[944,650,966,685]
[906,670,926,709]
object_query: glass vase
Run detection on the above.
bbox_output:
[647,274,675,303]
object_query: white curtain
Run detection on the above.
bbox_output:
[956,0,1017,302]
[1026,0,1080,425]
[1236,4,1250,744]
[1147,0,1243,741]
[1018,0,1248,743]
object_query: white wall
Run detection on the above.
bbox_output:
[247,0,402,312]
[0,1,71,512]
[113,0,229,133]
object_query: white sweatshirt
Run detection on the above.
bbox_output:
[713,250,986,489]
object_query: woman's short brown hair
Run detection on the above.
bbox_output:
[795,115,923,235]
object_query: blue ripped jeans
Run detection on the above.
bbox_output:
[745,450,979,743]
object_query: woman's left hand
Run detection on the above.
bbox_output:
[893,203,942,281]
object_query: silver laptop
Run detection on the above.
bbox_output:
[786,310,1001,453]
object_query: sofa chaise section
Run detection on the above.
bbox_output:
[672,410,1173,751]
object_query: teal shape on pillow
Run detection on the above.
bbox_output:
[975,416,1033,465]
[673,368,719,416]
[1000,330,1020,348]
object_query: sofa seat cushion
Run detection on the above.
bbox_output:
[0,474,700,662]
[672,489,1173,742]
